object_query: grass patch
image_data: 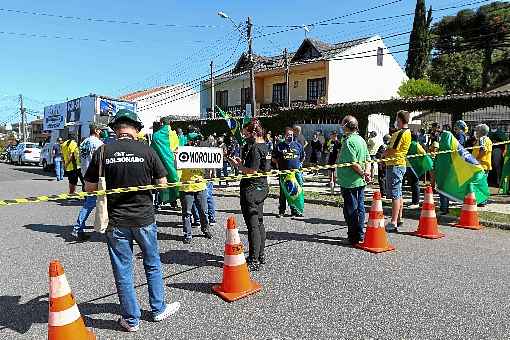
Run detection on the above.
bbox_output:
[449,208,510,224]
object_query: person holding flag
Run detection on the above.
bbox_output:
[405,131,434,209]
[151,117,180,209]
[472,124,493,206]
[228,119,271,272]
[273,127,305,218]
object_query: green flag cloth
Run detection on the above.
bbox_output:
[217,106,252,145]
[435,131,490,203]
[499,146,510,194]
[279,171,304,215]
[151,124,180,203]
[407,141,433,177]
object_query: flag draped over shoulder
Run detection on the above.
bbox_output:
[499,146,510,194]
[217,106,251,145]
[279,171,305,215]
[435,131,490,203]
[407,141,433,177]
[151,124,180,203]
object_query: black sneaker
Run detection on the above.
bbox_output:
[258,255,266,265]
[292,213,303,218]
[247,261,260,272]
[182,237,192,244]
[71,231,90,242]
[191,222,201,228]
[276,213,284,218]
[201,228,212,239]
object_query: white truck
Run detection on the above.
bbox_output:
[41,94,136,170]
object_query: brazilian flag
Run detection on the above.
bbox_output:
[499,146,510,194]
[279,171,305,215]
[435,131,490,203]
[151,124,180,203]
[217,106,251,145]
[407,140,433,177]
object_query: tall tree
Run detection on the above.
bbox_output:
[430,2,510,92]
[405,0,433,79]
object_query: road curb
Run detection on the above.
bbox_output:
[216,190,510,231]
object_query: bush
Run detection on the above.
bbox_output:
[398,78,445,98]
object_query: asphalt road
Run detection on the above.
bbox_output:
[0,162,509,340]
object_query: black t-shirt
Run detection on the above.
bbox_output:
[240,142,271,189]
[328,140,341,165]
[85,138,168,227]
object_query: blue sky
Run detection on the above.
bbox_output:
[0,0,488,123]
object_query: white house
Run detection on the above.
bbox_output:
[200,35,408,118]
[120,84,200,133]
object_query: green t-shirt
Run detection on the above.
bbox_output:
[336,132,370,188]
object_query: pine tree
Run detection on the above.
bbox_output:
[405,0,433,79]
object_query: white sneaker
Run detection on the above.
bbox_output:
[153,302,181,322]
[118,318,139,332]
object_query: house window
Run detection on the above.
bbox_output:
[240,88,251,109]
[377,47,384,66]
[272,83,287,104]
[215,90,228,110]
[307,77,326,102]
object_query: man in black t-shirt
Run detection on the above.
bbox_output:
[84,109,180,332]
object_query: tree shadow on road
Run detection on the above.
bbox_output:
[159,249,223,268]
[0,294,151,334]
[11,166,54,178]
[167,282,215,295]
[23,224,105,243]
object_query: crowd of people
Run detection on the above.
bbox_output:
[44,107,509,332]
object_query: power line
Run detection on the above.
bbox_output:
[140,41,507,112]
[0,7,220,29]
[0,30,211,44]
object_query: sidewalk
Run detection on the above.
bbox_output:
[215,173,510,229]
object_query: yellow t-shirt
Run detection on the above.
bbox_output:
[61,140,80,172]
[385,129,411,167]
[179,168,207,192]
[473,136,492,171]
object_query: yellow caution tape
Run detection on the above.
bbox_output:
[0,140,508,207]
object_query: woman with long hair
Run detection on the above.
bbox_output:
[228,119,271,271]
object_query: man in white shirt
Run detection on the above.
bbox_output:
[71,123,104,241]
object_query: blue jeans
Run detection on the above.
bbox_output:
[181,190,209,238]
[106,223,166,327]
[73,196,96,233]
[341,186,366,242]
[54,157,64,181]
[191,183,216,224]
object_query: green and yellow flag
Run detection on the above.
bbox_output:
[499,146,510,194]
[407,140,433,177]
[279,171,305,215]
[151,124,180,203]
[435,131,490,203]
[217,106,251,145]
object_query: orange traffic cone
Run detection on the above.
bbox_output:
[48,260,95,340]
[212,216,261,302]
[355,191,395,253]
[411,186,444,239]
[452,186,483,230]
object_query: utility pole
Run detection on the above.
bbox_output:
[210,60,215,119]
[19,94,26,142]
[247,16,256,116]
[284,48,290,108]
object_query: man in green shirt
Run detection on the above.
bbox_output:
[336,115,371,245]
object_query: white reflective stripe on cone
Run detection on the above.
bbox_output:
[461,204,478,212]
[368,219,384,228]
[421,209,436,218]
[373,201,383,211]
[225,229,241,245]
[424,194,434,204]
[48,304,81,327]
[224,253,246,267]
[49,274,72,299]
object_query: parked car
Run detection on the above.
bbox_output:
[10,142,41,165]
[40,142,55,171]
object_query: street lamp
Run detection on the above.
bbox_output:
[218,11,256,116]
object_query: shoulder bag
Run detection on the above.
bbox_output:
[93,145,109,233]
